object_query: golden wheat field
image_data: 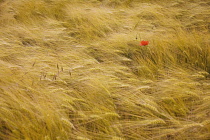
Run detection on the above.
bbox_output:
[0,0,210,139]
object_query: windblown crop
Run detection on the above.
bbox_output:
[0,0,210,139]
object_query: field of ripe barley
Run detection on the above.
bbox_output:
[0,0,210,139]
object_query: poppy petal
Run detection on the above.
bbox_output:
[140,41,149,46]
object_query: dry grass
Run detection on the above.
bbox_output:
[0,0,210,139]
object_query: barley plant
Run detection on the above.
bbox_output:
[0,0,210,139]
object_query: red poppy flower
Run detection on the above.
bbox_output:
[140,41,149,46]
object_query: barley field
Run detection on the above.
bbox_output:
[0,0,210,140]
